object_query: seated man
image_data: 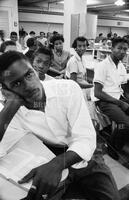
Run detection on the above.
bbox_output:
[0,51,119,200]
[94,37,129,149]
[25,37,37,64]
[33,47,54,81]
[10,31,22,52]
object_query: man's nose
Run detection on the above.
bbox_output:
[24,79,33,91]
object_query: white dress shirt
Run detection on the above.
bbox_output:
[93,56,127,101]
[0,80,96,168]
[66,52,87,85]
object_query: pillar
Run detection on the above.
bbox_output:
[63,0,87,51]
[0,0,19,37]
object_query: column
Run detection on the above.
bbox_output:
[86,13,98,39]
[0,0,19,37]
[63,0,87,51]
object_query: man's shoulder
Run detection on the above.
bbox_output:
[42,79,80,96]
[67,55,78,65]
[95,57,109,71]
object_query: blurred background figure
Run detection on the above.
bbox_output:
[95,33,103,43]
[10,31,22,52]
[0,40,17,53]
[37,31,47,46]
[50,34,71,78]
[24,31,36,48]
[25,37,38,64]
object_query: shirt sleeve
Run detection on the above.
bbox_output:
[67,58,78,74]
[0,110,28,154]
[121,64,128,84]
[94,62,107,86]
[66,81,96,164]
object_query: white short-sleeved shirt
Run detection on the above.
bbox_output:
[93,56,127,101]
[65,52,88,84]
[0,80,96,168]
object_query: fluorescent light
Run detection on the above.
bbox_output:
[115,0,125,6]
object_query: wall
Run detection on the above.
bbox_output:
[86,13,98,39]
[19,22,63,35]
[19,12,64,35]
[97,18,129,37]
[19,10,129,38]
[0,0,18,37]
[98,18,129,28]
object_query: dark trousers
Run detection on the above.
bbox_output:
[96,97,129,129]
[46,145,120,200]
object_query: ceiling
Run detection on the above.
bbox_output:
[18,0,129,19]
[87,0,129,18]
[18,0,62,6]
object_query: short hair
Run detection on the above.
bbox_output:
[99,33,103,37]
[0,51,28,83]
[26,37,36,48]
[0,40,16,53]
[102,38,107,43]
[112,37,129,48]
[34,46,53,59]
[72,36,89,49]
[50,34,64,49]
[29,31,35,35]
[40,31,45,35]
[10,31,17,36]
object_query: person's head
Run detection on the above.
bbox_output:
[99,33,103,37]
[26,37,37,50]
[40,32,45,38]
[72,36,89,57]
[113,33,117,38]
[29,31,35,38]
[0,51,43,103]
[50,34,64,52]
[0,40,17,53]
[33,47,53,79]
[102,38,107,46]
[107,32,112,39]
[53,31,58,36]
[10,32,18,42]
[111,37,129,61]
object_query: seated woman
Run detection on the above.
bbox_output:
[33,46,54,81]
[50,34,71,78]
[65,37,99,123]
[65,36,93,100]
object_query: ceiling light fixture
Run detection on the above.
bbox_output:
[115,0,125,6]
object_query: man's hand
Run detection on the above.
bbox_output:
[119,100,129,112]
[18,160,63,200]
[1,88,23,107]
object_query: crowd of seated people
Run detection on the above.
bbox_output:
[0,49,120,200]
[0,28,129,199]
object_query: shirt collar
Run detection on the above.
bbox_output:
[42,80,56,99]
[19,80,56,116]
[108,55,121,68]
[74,51,82,61]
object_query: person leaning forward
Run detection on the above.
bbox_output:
[0,51,120,200]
